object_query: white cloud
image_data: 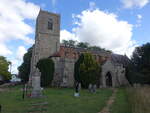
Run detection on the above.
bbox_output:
[62,8,137,57]
[16,46,27,60]
[60,30,76,41]
[135,14,142,27]
[0,0,39,55]
[0,0,40,73]
[137,14,142,19]
[9,59,20,74]
[121,0,149,8]
[8,46,27,74]
[0,43,12,56]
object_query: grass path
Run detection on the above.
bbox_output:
[98,88,117,113]
[110,88,132,113]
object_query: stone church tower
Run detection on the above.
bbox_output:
[30,10,60,77]
[30,10,60,96]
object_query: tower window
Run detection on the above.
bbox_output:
[48,18,53,30]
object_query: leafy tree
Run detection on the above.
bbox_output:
[18,46,32,83]
[0,56,11,80]
[131,43,150,84]
[74,53,101,88]
[125,63,148,84]
[62,40,77,47]
[77,42,89,49]
[36,58,54,87]
[88,46,104,51]
[62,40,111,52]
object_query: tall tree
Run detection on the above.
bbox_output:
[74,54,84,82]
[18,46,33,83]
[131,43,150,84]
[0,56,11,80]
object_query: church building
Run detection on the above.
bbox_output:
[30,10,129,89]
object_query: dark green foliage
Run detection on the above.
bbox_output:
[18,46,32,83]
[61,40,111,52]
[74,53,101,88]
[130,43,150,84]
[74,54,84,82]
[77,42,89,48]
[126,64,149,84]
[0,56,11,80]
[88,46,103,51]
[36,58,54,87]
[62,40,77,47]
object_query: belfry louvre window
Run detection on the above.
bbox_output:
[48,18,53,30]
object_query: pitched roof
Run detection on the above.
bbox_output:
[110,54,131,66]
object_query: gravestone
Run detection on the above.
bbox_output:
[88,84,92,92]
[31,68,42,98]
[88,84,97,93]
[78,83,81,90]
[93,84,97,93]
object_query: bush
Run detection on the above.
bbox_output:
[36,58,54,87]
[0,56,11,80]
[74,53,101,88]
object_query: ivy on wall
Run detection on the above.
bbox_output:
[36,58,55,87]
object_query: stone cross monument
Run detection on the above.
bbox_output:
[31,68,42,97]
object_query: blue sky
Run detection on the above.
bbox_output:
[0,0,150,73]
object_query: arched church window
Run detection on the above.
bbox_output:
[48,18,53,30]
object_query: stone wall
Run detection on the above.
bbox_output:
[52,58,76,87]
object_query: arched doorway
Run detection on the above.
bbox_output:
[105,72,112,87]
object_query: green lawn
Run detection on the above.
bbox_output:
[110,88,132,113]
[0,86,112,113]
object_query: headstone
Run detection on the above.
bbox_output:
[78,83,81,90]
[93,84,97,93]
[88,84,92,92]
[31,68,42,98]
